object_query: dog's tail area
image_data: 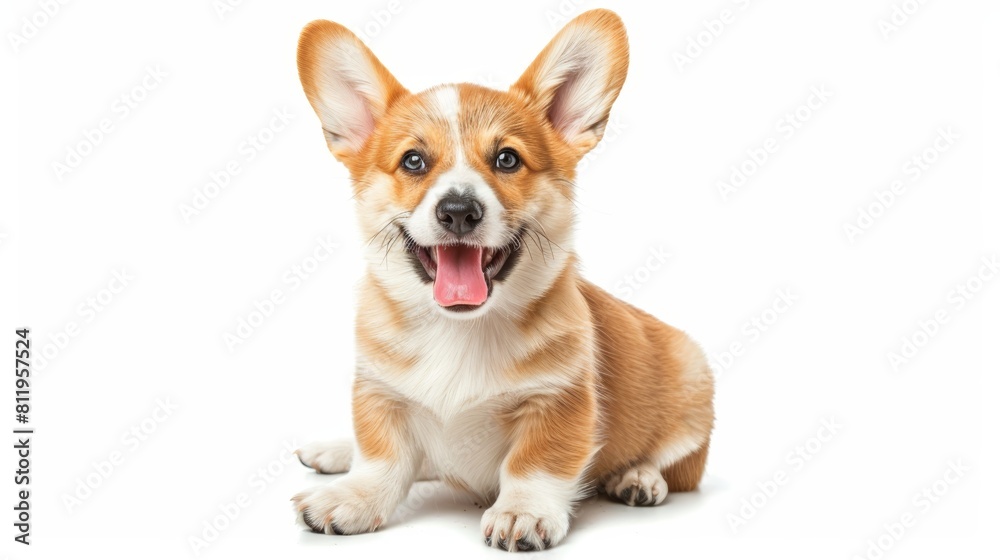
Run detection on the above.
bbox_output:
[661,438,710,492]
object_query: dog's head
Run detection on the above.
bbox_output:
[298,10,628,318]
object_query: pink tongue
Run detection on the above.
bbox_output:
[434,245,488,307]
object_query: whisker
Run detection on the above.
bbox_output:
[527,230,548,263]
[552,178,582,211]
[531,226,561,256]
[367,211,410,247]
[521,235,533,262]
[381,229,406,267]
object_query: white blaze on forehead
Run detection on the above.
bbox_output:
[406,86,506,248]
[433,86,464,165]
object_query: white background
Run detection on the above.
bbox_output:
[2,0,997,558]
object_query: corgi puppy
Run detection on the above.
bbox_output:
[292,9,714,551]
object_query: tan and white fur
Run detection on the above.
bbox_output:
[292,10,714,551]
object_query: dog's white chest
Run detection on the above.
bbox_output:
[368,319,529,497]
[377,316,524,418]
[412,401,510,499]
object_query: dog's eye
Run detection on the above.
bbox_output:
[495,149,520,172]
[401,151,427,173]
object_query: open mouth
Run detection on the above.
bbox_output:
[405,231,522,311]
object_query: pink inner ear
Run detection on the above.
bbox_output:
[318,66,378,151]
[343,85,376,149]
[313,39,390,153]
[547,68,583,137]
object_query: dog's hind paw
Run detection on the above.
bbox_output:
[603,463,668,506]
[295,440,353,474]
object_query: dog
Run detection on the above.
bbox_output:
[291,9,714,551]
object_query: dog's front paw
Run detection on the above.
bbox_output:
[481,502,569,551]
[292,482,386,535]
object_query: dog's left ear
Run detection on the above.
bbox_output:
[512,9,629,158]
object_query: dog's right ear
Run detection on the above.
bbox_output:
[297,20,408,162]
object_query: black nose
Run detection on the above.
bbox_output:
[436,196,483,236]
